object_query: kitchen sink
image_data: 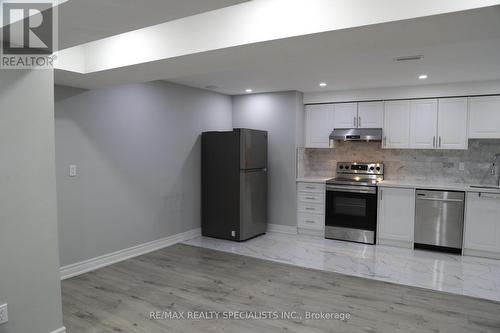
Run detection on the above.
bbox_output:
[469,185,500,190]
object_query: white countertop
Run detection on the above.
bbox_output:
[296,177,330,183]
[378,180,500,194]
[296,178,500,194]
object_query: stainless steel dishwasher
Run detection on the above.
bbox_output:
[414,190,465,254]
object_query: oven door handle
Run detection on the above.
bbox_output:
[326,184,377,194]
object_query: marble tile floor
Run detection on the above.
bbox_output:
[183,232,500,302]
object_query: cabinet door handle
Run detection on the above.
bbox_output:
[433,136,436,148]
[305,220,315,224]
[305,197,316,200]
[479,192,500,199]
[439,136,442,148]
[380,189,383,201]
[305,207,315,211]
[305,186,315,189]
[383,136,387,147]
[353,116,357,127]
[358,116,362,127]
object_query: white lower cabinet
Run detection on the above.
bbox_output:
[297,181,325,236]
[464,192,500,259]
[297,212,324,230]
[377,187,415,248]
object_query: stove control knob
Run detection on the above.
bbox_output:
[376,166,381,171]
[370,166,375,171]
[345,165,350,170]
[339,165,344,169]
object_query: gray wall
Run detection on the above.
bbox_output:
[55,81,232,266]
[298,140,500,185]
[232,91,303,226]
[0,70,63,333]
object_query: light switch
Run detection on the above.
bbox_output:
[69,164,77,177]
[0,303,8,325]
[458,162,465,171]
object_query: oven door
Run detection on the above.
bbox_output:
[325,184,378,244]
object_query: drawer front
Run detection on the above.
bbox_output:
[297,182,325,193]
[297,191,325,204]
[297,202,325,215]
[298,212,324,230]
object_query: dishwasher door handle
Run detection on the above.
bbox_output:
[416,197,464,203]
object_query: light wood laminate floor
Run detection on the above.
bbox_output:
[62,244,500,332]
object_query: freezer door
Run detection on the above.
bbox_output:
[239,169,267,240]
[239,129,268,170]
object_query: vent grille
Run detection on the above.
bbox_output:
[394,55,424,62]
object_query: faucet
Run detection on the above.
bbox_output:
[491,153,500,187]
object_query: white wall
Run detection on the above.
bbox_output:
[232,91,304,226]
[0,70,63,333]
[55,81,232,267]
[304,79,500,104]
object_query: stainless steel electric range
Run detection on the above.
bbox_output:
[325,162,384,245]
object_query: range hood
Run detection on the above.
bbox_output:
[329,128,382,142]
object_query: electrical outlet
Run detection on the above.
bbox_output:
[459,162,465,171]
[0,303,8,325]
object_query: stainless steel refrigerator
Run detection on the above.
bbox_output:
[202,128,267,241]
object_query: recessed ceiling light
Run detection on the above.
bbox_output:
[319,82,327,87]
[245,89,253,93]
[418,74,428,80]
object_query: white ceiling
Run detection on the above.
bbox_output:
[61,0,488,74]
[171,7,500,94]
[57,0,248,49]
[55,5,500,94]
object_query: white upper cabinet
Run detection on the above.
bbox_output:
[383,100,410,149]
[333,103,358,129]
[409,99,438,149]
[407,97,468,150]
[304,94,497,150]
[469,96,500,139]
[438,98,468,150]
[305,104,334,148]
[358,101,384,128]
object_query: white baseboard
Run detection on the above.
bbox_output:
[463,248,500,260]
[377,238,413,249]
[297,227,324,237]
[51,327,66,333]
[267,223,298,235]
[60,228,201,280]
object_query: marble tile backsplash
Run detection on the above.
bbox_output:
[297,140,500,185]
